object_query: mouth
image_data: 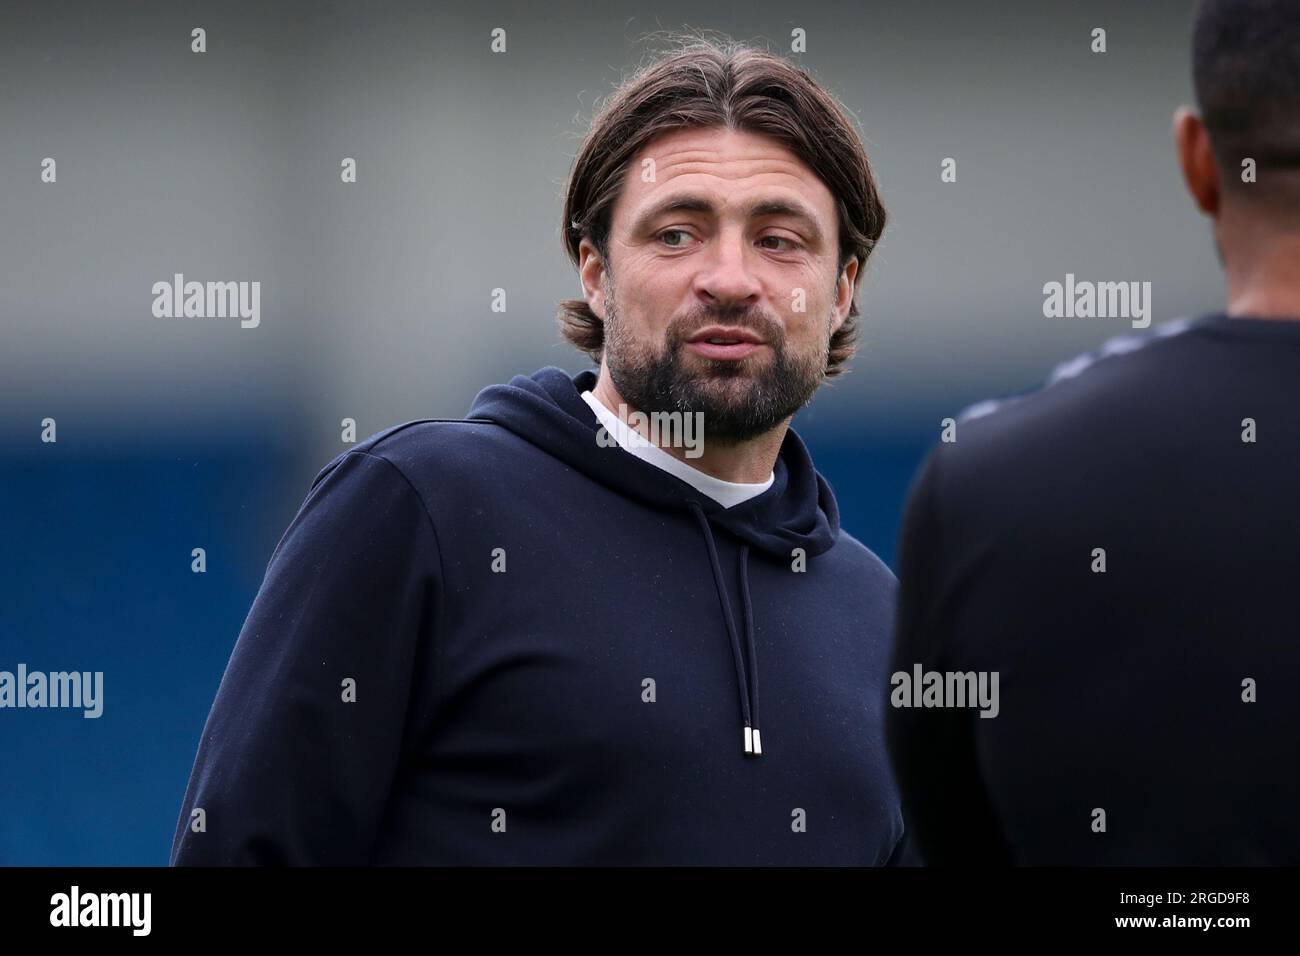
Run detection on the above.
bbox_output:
[685,325,766,361]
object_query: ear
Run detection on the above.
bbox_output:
[831,254,859,335]
[1173,106,1220,217]
[578,237,608,320]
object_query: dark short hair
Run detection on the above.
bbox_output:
[1193,0,1300,193]
[557,32,887,377]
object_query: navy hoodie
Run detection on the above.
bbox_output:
[171,366,904,865]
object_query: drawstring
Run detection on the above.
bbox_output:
[688,501,762,757]
[738,545,760,754]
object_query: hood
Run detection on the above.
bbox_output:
[468,366,843,758]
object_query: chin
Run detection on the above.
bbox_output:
[689,351,766,374]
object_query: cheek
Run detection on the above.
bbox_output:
[622,258,684,311]
[775,267,834,317]
[775,292,830,343]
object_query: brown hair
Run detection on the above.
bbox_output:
[557,32,887,378]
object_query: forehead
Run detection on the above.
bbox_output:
[609,125,837,233]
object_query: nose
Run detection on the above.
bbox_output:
[692,225,762,313]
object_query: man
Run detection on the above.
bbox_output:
[888,0,1300,865]
[171,36,905,865]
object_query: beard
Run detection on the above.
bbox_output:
[601,274,832,445]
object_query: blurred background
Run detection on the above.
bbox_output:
[0,0,1218,864]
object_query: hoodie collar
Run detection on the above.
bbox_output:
[467,366,840,559]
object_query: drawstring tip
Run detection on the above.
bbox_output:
[744,726,763,757]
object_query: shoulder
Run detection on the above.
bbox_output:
[917,317,1207,525]
[308,417,525,491]
[955,317,1201,437]
[832,527,898,587]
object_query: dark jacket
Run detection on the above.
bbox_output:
[172,366,903,865]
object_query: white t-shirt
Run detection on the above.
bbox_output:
[581,389,775,509]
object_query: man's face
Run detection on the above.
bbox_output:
[582,125,858,444]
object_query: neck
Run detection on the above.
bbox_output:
[592,368,785,484]
[1223,227,1300,319]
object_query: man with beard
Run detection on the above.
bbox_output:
[171,35,904,866]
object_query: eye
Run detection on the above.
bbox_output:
[656,228,693,248]
[759,235,799,252]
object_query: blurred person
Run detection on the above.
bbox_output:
[171,35,906,865]
[887,0,1300,865]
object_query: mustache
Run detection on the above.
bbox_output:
[670,308,783,342]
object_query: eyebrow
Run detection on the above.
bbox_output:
[627,192,826,246]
